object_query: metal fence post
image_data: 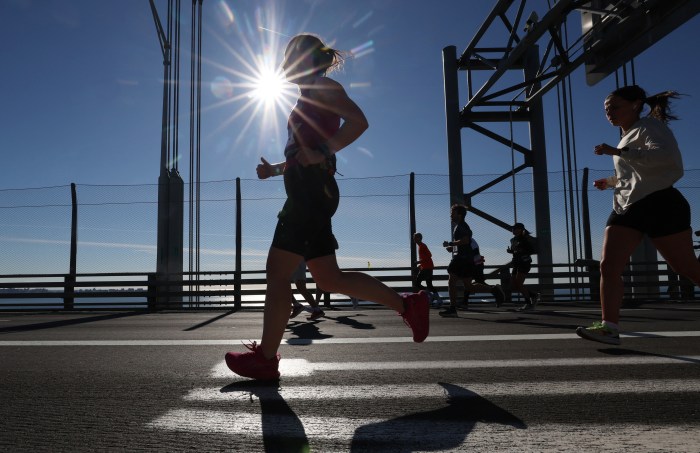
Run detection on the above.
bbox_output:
[580,168,599,301]
[409,173,417,290]
[147,273,157,310]
[64,183,78,310]
[234,177,242,309]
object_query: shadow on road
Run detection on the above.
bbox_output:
[0,311,145,334]
[597,347,700,364]
[221,381,309,453]
[350,382,526,452]
[183,309,237,331]
[286,320,333,341]
[326,313,375,330]
[285,312,375,343]
[462,306,685,331]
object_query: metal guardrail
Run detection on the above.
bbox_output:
[0,262,696,311]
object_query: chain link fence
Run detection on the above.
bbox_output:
[1,170,699,276]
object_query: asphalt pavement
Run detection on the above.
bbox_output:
[1,301,699,452]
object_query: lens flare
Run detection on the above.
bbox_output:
[350,82,372,89]
[352,11,373,28]
[351,40,375,59]
[203,4,302,150]
[210,76,234,100]
[213,0,236,34]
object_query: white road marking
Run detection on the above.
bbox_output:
[185,379,700,401]
[146,410,700,452]
[141,325,700,451]
[211,355,700,378]
[2,330,700,346]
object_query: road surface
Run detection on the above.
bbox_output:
[1,302,699,452]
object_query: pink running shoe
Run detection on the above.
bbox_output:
[290,303,305,319]
[400,290,429,343]
[307,308,325,321]
[225,341,280,380]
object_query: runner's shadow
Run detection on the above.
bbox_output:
[326,314,375,330]
[221,381,309,453]
[350,382,525,452]
[286,320,333,340]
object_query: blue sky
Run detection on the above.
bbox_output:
[3,0,700,188]
[2,0,700,276]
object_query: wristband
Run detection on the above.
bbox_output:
[273,165,283,176]
[317,143,332,158]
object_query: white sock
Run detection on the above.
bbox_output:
[602,320,619,331]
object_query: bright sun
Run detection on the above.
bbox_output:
[251,67,286,103]
[206,13,299,141]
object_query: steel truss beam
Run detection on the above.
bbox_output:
[444,0,700,286]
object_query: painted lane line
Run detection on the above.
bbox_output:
[147,410,382,439]
[146,410,700,452]
[3,330,700,346]
[210,355,700,378]
[184,379,700,402]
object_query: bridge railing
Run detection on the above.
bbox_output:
[0,261,696,311]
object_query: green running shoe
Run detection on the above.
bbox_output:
[576,321,620,345]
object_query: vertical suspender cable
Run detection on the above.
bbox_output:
[165,0,173,169]
[188,0,196,302]
[618,59,636,87]
[630,59,636,85]
[509,105,517,222]
[566,74,583,261]
[550,11,573,287]
[559,20,574,291]
[563,19,583,293]
[196,0,203,298]
[172,0,181,171]
[555,83,573,269]
[560,77,580,295]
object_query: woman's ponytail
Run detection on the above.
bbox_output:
[645,90,681,124]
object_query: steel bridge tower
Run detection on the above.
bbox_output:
[443,0,700,292]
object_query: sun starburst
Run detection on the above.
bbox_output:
[203,3,308,156]
[250,66,287,104]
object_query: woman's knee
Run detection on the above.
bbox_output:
[266,254,298,282]
[266,265,289,282]
[510,275,524,290]
[310,269,343,292]
[669,258,700,283]
[599,256,626,280]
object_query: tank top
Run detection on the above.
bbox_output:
[284,85,341,159]
[279,82,342,222]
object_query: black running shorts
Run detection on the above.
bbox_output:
[271,160,340,260]
[606,187,690,238]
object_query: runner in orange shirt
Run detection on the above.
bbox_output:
[414,233,441,305]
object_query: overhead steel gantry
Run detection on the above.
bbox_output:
[443,0,700,278]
